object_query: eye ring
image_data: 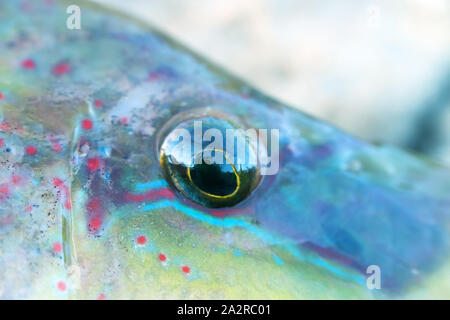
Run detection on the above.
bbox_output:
[186,148,241,199]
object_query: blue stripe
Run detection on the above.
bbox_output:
[140,200,365,285]
[273,254,284,266]
[135,179,168,192]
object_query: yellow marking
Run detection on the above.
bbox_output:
[186,149,240,199]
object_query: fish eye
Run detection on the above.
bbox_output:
[157,110,262,208]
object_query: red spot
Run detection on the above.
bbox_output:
[0,184,9,200]
[0,138,3,148]
[53,242,62,253]
[53,177,63,187]
[52,62,71,75]
[94,100,103,107]
[97,294,107,300]
[26,145,37,155]
[11,175,21,185]
[64,200,72,210]
[87,157,100,172]
[0,122,11,131]
[57,281,66,291]
[158,253,167,262]
[53,178,72,211]
[89,216,101,233]
[81,119,93,130]
[87,197,104,233]
[51,141,62,152]
[120,117,128,125]
[181,265,191,274]
[136,236,147,245]
[25,205,33,213]
[21,59,36,69]
[0,92,3,99]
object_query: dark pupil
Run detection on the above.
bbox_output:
[190,162,237,197]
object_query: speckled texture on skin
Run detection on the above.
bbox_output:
[0,0,449,299]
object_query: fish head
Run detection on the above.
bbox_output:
[0,0,449,299]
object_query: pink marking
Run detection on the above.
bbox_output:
[124,188,175,203]
[86,197,104,233]
[0,92,3,99]
[21,59,36,69]
[181,265,191,274]
[57,281,66,291]
[25,145,37,155]
[97,294,107,300]
[53,177,71,210]
[158,253,167,262]
[0,122,11,131]
[49,136,63,152]
[52,62,71,75]
[53,242,62,253]
[89,216,101,232]
[81,119,93,130]
[64,200,72,210]
[0,184,9,201]
[208,208,249,218]
[0,138,3,148]
[11,175,21,185]
[136,236,147,245]
[94,100,103,107]
[51,142,62,152]
[53,177,63,187]
[87,157,101,172]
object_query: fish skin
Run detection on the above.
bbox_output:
[0,0,449,299]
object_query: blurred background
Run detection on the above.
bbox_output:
[92,0,450,165]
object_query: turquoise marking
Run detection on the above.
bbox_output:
[234,249,242,257]
[135,179,168,192]
[273,254,284,266]
[99,146,111,157]
[140,200,366,285]
[284,246,365,285]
